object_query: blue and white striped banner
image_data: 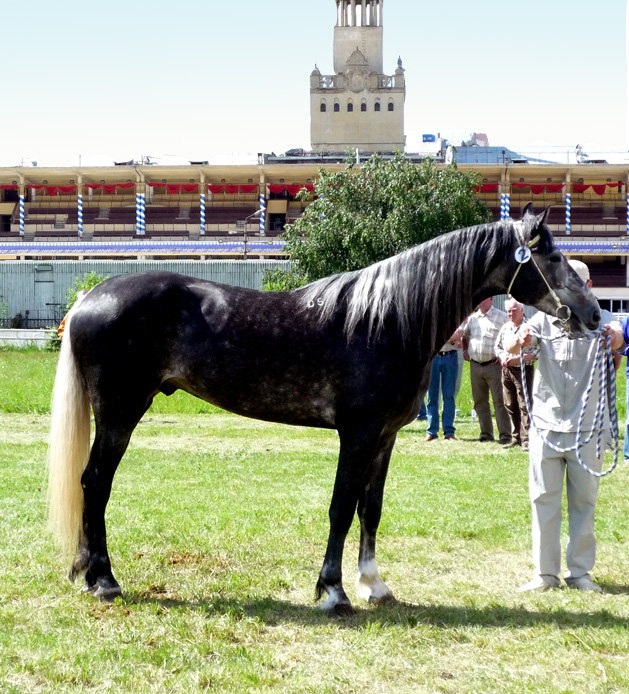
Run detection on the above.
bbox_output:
[77,193,83,237]
[141,193,146,235]
[500,193,505,219]
[565,193,571,235]
[136,193,146,235]
[504,193,510,219]
[259,192,266,236]
[136,193,142,235]
[200,192,206,235]
[19,194,25,236]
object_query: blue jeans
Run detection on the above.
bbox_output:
[427,351,458,437]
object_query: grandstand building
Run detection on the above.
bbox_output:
[1,159,629,315]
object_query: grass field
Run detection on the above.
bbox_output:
[0,349,627,692]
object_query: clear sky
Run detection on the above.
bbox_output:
[1,0,626,166]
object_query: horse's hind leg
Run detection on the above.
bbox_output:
[70,404,146,600]
[355,435,396,605]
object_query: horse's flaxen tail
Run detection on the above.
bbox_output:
[47,300,91,556]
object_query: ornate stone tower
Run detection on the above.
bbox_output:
[310,0,405,153]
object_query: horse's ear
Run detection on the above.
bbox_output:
[520,203,551,249]
[521,202,535,219]
[537,205,551,225]
[527,205,553,250]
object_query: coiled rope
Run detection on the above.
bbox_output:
[520,329,619,477]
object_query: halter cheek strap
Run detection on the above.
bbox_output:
[506,228,571,326]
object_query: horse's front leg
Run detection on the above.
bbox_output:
[316,428,385,615]
[355,435,396,605]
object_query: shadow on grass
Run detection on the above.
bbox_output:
[121,588,629,630]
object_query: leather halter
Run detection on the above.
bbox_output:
[506,226,571,326]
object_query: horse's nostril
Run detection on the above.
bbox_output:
[593,309,601,324]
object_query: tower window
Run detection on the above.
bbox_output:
[388,102,394,112]
[374,102,380,112]
[320,102,326,112]
[360,102,366,112]
[347,102,353,112]
[334,102,340,112]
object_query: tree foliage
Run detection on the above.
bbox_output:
[263,153,489,290]
[65,271,109,312]
[48,272,109,350]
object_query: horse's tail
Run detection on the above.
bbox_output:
[47,299,91,556]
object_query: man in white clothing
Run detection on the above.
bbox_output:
[506,260,623,593]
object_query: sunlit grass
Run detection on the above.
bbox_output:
[0,350,627,692]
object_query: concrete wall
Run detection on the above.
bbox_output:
[0,328,55,347]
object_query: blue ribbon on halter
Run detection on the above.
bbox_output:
[520,328,619,477]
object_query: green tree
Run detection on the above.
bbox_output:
[64,271,109,312]
[263,153,489,290]
[48,272,109,350]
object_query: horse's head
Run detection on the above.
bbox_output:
[507,204,600,332]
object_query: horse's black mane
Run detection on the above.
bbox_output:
[298,218,521,348]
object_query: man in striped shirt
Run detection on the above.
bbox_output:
[462,297,511,444]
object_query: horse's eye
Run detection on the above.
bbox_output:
[549,252,562,263]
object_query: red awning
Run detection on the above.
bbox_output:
[148,183,200,194]
[85,183,135,193]
[268,184,315,195]
[207,184,259,194]
[572,182,621,195]
[29,185,77,195]
[474,183,499,193]
[511,183,564,194]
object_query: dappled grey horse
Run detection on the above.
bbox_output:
[47,205,600,614]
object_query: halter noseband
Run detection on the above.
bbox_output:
[506,226,571,327]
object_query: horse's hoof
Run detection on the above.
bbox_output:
[368,592,397,606]
[94,585,123,603]
[80,579,122,602]
[320,595,354,617]
[330,602,355,617]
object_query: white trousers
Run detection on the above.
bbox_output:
[528,428,602,581]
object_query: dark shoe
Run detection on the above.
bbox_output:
[502,441,518,449]
[565,576,602,593]
[416,415,427,421]
[425,434,438,442]
[445,435,457,441]
[498,438,513,446]
[478,435,494,442]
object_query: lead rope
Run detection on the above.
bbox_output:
[520,329,619,477]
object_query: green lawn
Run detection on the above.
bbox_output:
[0,349,627,692]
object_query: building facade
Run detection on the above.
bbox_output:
[310,0,405,153]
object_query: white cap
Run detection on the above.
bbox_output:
[568,259,590,283]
